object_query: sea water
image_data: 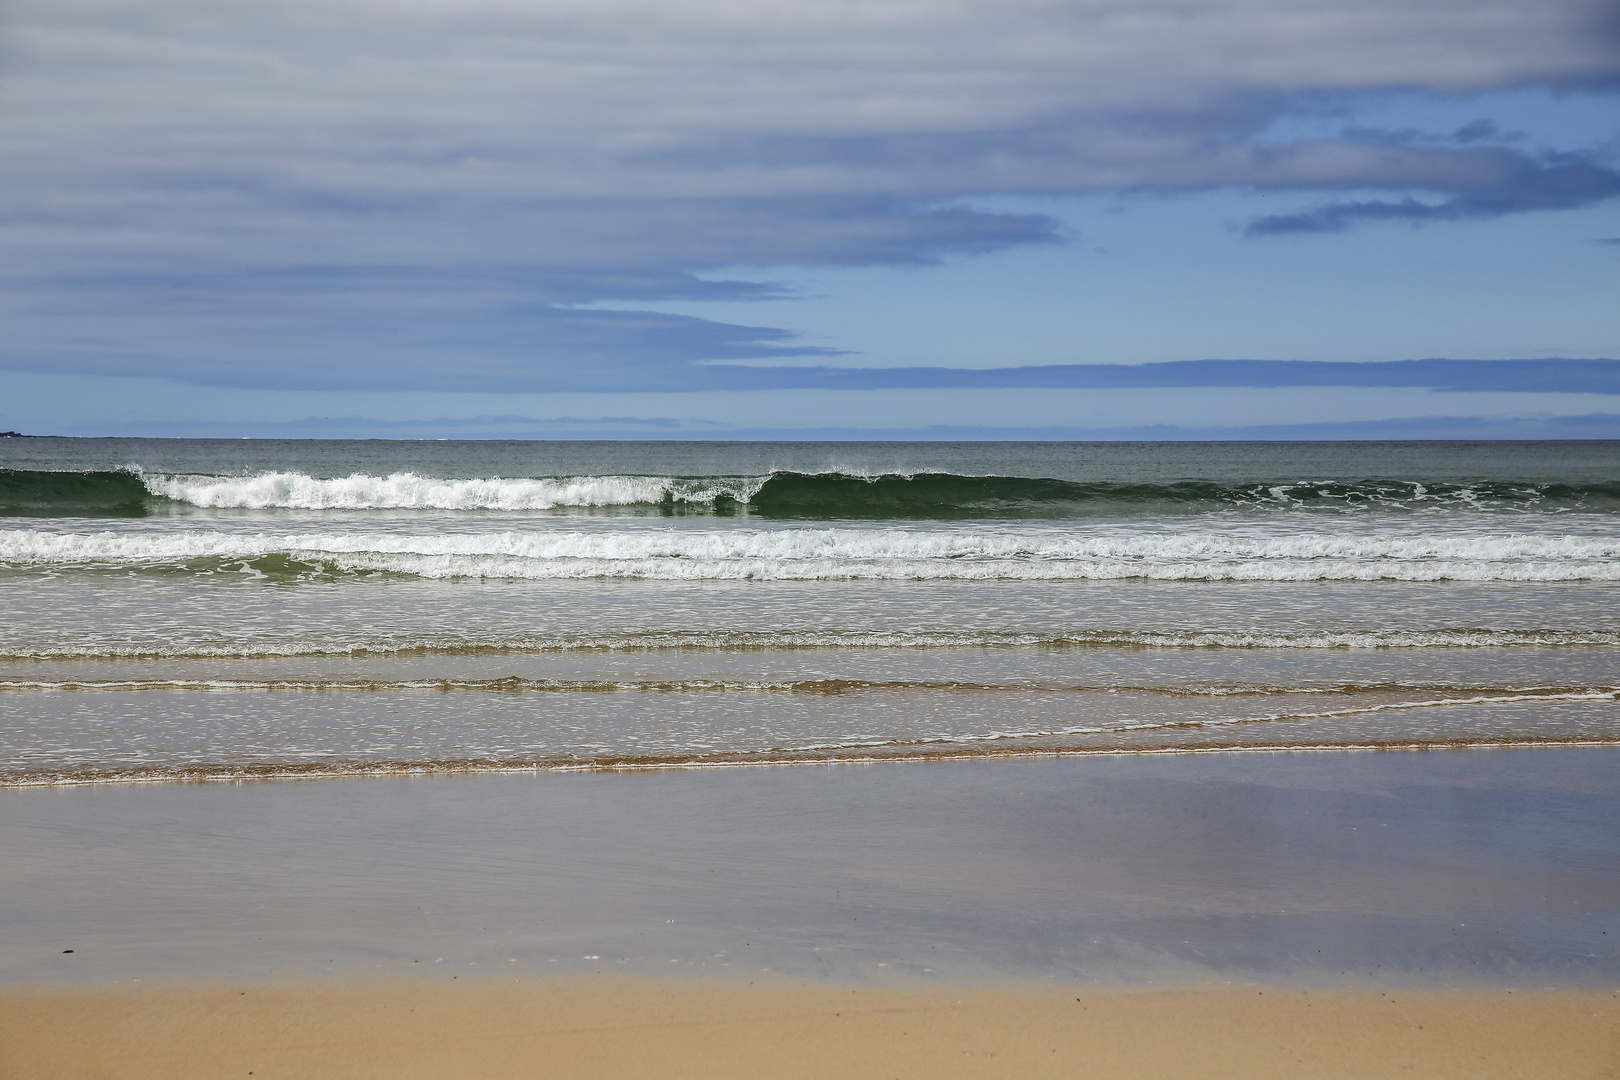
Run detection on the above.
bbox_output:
[2,439,1617,783]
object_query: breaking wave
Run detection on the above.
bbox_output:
[140,471,761,511]
[7,468,1620,518]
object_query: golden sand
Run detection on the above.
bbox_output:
[3,978,1616,1079]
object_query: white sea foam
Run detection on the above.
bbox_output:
[4,527,1619,581]
[141,471,765,510]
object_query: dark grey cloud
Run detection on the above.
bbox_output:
[1246,151,1620,235]
[1334,118,1528,147]
[1452,119,1517,143]
[695,357,1620,395]
[80,414,731,438]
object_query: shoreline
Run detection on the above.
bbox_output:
[4,978,1616,1079]
[8,733,1620,789]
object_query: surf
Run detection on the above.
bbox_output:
[7,467,1620,518]
[4,527,1618,581]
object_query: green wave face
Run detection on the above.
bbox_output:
[742,472,1130,517]
[0,469,151,517]
[741,472,1620,518]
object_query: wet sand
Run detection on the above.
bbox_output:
[6,747,1618,987]
[3,748,1618,1076]
[4,979,1617,1079]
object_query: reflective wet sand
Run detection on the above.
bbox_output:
[5,747,1616,989]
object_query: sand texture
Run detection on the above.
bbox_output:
[3,979,1616,1079]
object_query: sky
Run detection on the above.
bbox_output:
[1,0,1618,439]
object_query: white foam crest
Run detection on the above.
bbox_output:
[142,471,767,510]
[5,527,1620,582]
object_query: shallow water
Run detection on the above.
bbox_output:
[3,439,1616,782]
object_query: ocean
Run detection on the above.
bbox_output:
[3,438,1618,785]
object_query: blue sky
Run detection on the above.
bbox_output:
[1,0,1617,438]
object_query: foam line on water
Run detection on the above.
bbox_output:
[4,628,1618,660]
[3,527,1619,581]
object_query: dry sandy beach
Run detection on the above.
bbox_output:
[4,979,1618,1079]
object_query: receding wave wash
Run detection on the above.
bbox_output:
[1,440,1616,782]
